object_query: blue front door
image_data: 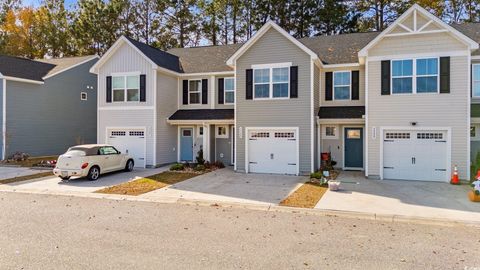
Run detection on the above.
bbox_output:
[344,128,363,169]
[180,128,193,161]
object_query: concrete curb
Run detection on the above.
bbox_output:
[0,187,478,227]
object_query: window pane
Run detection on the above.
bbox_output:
[113,89,124,101]
[334,72,350,85]
[190,93,200,104]
[392,60,413,76]
[474,65,480,81]
[189,80,201,92]
[224,78,234,91]
[417,58,438,76]
[326,127,336,136]
[471,126,476,137]
[254,84,269,98]
[127,89,139,101]
[112,76,124,89]
[273,83,288,97]
[417,76,438,93]
[225,91,234,103]
[474,82,480,97]
[392,78,412,93]
[272,67,288,82]
[334,86,350,100]
[127,76,139,89]
[254,69,270,83]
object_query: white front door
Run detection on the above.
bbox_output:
[383,130,448,181]
[248,129,298,175]
[107,129,145,168]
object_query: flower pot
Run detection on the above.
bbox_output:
[328,181,341,191]
[468,190,480,202]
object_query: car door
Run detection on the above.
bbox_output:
[98,146,119,172]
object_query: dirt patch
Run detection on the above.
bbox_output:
[0,172,53,185]
[1,156,58,168]
[95,171,199,196]
[279,182,328,208]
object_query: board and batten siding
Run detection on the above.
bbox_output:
[367,56,470,178]
[235,27,313,174]
[320,66,365,107]
[5,59,97,157]
[156,71,178,165]
[98,42,155,108]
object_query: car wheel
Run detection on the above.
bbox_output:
[87,166,100,181]
[60,176,70,181]
[125,159,134,172]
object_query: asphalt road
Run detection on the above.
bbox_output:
[0,192,478,270]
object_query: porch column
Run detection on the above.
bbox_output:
[203,123,210,162]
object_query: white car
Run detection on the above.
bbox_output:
[53,144,134,181]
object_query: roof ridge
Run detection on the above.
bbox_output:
[124,35,180,59]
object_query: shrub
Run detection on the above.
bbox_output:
[194,164,206,171]
[310,172,322,179]
[213,161,225,169]
[196,149,205,165]
[170,163,184,171]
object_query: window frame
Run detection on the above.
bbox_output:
[216,125,229,139]
[81,92,88,101]
[224,77,235,104]
[111,73,141,103]
[188,79,202,105]
[197,126,204,137]
[252,63,291,100]
[333,71,351,101]
[390,57,440,95]
[472,64,480,97]
[323,125,338,140]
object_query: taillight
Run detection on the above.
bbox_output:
[81,163,89,169]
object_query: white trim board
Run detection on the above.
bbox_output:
[0,76,44,85]
[2,78,6,160]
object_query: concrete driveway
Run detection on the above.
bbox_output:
[316,171,480,223]
[0,166,50,180]
[0,166,169,193]
[141,168,306,206]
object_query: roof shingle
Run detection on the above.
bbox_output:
[0,55,56,81]
[318,106,365,119]
[169,109,234,121]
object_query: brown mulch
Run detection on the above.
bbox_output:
[0,172,53,185]
[95,171,200,196]
[1,156,58,168]
[279,182,328,208]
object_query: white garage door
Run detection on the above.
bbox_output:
[248,129,298,175]
[107,129,146,168]
[383,130,448,181]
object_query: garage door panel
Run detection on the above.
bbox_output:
[107,129,145,168]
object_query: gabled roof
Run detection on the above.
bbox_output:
[37,55,98,79]
[0,55,55,82]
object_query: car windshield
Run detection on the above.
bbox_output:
[64,150,86,157]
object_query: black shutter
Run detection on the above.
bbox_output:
[351,70,359,100]
[139,74,146,102]
[106,76,112,103]
[218,78,224,104]
[290,66,298,98]
[246,69,253,100]
[381,60,391,95]
[182,80,188,105]
[202,79,208,104]
[325,72,333,101]
[440,57,450,94]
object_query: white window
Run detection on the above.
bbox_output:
[224,77,235,104]
[112,75,140,102]
[253,64,289,99]
[216,126,228,138]
[333,71,351,100]
[323,125,338,139]
[473,64,480,97]
[81,92,87,101]
[189,80,202,104]
[198,126,204,137]
[416,58,438,93]
[391,59,413,94]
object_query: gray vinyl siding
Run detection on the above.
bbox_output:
[235,27,313,174]
[0,78,3,159]
[5,59,97,157]
[320,66,365,107]
[215,124,233,165]
[367,56,470,178]
[313,65,320,170]
[156,71,178,165]
[209,125,215,161]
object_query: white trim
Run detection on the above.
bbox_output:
[417,20,434,32]
[318,118,365,125]
[111,74,141,103]
[397,23,413,33]
[223,77,235,105]
[379,126,452,181]
[110,71,141,77]
[202,124,210,161]
[105,126,147,169]
[310,61,314,172]
[365,60,369,177]
[210,75,215,109]
[98,106,155,110]
[215,125,229,139]
[468,54,472,180]
[323,63,360,69]
[252,65,290,100]
[233,64,237,171]
[251,62,292,69]
[472,117,480,124]
[2,78,6,160]
[226,21,318,66]
[244,127,300,175]
[342,126,365,171]
[197,125,204,137]
[167,119,234,125]
[332,70,352,100]
[231,125,235,165]
[472,55,480,60]
[80,92,88,101]
[0,76,44,85]
[366,51,469,62]
[179,71,234,77]
[187,79,202,105]
[153,70,158,166]
[43,55,99,80]
[385,29,448,37]
[358,4,478,57]
[178,126,195,162]
[389,57,440,95]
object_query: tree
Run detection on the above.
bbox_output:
[314,0,360,36]
[164,0,199,48]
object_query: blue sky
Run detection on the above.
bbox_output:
[22,0,77,8]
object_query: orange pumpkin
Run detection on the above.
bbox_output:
[468,190,480,202]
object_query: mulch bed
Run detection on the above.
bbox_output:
[0,172,53,185]
[1,156,58,168]
[279,182,328,208]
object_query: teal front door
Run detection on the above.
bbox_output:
[344,128,363,169]
[180,128,193,161]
